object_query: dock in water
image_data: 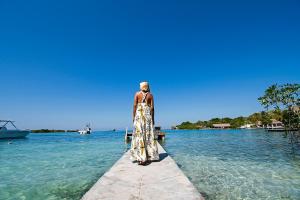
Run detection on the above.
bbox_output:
[81,143,204,200]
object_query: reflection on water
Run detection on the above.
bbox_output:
[162,129,300,200]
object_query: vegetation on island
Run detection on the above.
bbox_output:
[258,83,300,143]
[31,129,78,133]
[176,110,279,129]
[176,83,300,133]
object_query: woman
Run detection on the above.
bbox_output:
[130,82,159,165]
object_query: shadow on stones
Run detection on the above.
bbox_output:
[132,153,169,165]
[158,153,168,161]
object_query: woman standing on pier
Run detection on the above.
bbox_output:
[130,82,159,165]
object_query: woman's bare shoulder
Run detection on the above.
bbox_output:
[135,91,141,96]
[148,93,153,98]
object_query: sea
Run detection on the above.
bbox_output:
[0,129,299,200]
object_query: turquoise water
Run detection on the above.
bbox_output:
[0,131,126,200]
[1,130,300,200]
[162,129,300,200]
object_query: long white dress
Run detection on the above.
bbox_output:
[130,92,159,162]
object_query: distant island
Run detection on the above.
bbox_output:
[175,83,299,130]
[174,110,282,130]
[31,129,79,133]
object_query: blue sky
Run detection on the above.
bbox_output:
[0,0,299,130]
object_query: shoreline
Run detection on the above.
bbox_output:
[31,129,78,133]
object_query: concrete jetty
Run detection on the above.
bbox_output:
[81,143,204,200]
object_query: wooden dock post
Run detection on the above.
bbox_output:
[154,126,165,141]
[125,126,166,142]
[124,128,132,142]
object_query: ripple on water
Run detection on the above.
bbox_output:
[1,130,300,200]
[0,131,125,200]
[162,130,300,200]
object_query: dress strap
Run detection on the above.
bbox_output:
[141,92,148,103]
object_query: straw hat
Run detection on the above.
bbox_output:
[140,82,150,92]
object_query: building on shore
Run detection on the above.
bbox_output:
[212,123,231,129]
[267,119,284,129]
[291,105,299,114]
[256,121,263,128]
[196,125,203,129]
[240,124,255,129]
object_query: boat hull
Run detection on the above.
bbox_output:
[79,131,91,135]
[0,130,30,139]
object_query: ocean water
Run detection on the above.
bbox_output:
[0,131,126,200]
[162,129,300,200]
[1,130,300,200]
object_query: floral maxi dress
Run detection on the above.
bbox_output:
[130,92,159,162]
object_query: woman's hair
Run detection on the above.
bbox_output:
[140,81,150,92]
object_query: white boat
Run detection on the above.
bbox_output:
[78,123,92,135]
[0,120,30,139]
[240,124,255,129]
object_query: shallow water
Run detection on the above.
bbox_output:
[162,129,300,200]
[1,130,300,200]
[0,131,126,200]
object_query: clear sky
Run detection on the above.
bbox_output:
[0,0,299,130]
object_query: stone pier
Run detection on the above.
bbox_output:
[81,143,204,200]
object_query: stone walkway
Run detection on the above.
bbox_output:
[81,143,204,200]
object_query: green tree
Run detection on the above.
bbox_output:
[248,112,261,124]
[222,117,232,123]
[258,83,300,110]
[260,111,271,126]
[268,109,283,121]
[177,121,198,129]
[231,116,246,128]
[258,83,300,143]
[210,118,222,124]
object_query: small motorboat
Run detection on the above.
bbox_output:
[0,120,30,139]
[78,123,92,135]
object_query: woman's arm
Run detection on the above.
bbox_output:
[150,94,155,125]
[133,93,138,122]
